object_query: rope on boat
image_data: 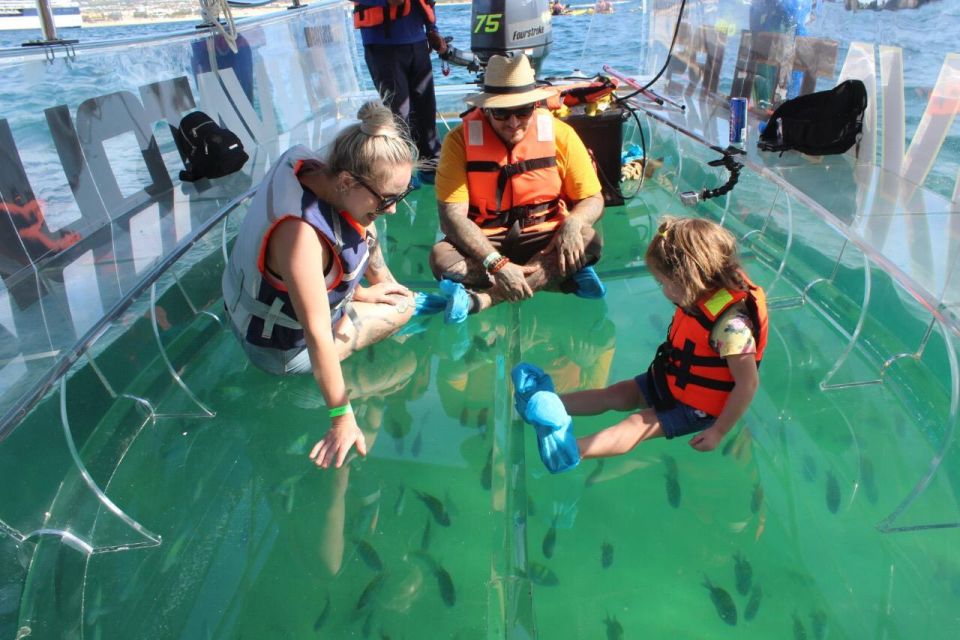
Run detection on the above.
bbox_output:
[198,0,240,54]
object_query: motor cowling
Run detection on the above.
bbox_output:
[470,0,551,73]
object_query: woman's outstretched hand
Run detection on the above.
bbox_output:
[353,282,411,305]
[310,414,368,468]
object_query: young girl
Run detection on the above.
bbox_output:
[513,216,768,473]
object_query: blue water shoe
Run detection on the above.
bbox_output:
[524,391,580,474]
[439,279,472,324]
[413,291,446,316]
[511,363,555,416]
[571,266,606,299]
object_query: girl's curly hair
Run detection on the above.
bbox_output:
[645,216,746,309]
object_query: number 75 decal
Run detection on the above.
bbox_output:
[474,13,502,33]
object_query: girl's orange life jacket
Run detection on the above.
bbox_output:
[462,108,567,236]
[647,277,768,417]
[353,0,436,29]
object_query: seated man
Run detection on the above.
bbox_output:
[430,54,606,321]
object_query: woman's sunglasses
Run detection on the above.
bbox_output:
[351,174,415,213]
[486,104,537,121]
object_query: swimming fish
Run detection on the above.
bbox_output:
[420,517,432,551]
[665,473,681,508]
[313,592,331,631]
[410,551,455,607]
[750,481,764,514]
[355,572,386,611]
[661,453,678,477]
[366,345,376,362]
[542,515,558,559]
[585,459,605,487]
[411,430,423,458]
[523,562,560,586]
[603,613,624,640]
[792,613,808,640]
[435,564,456,607]
[481,448,493,490]
[601,541,614,569]
[744,584,762,621]
[356,539,383,572]
[825,470,840,514]
[810,609,827,640]
[702,575,737,626]
[801,454,817,482]
[415,490,451,526]
[459,406,469,426]
[734,551,753,596]
[476,407,489,430]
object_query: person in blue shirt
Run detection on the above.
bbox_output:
[353,0,448,183]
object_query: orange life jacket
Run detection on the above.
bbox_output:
[462,108,566,236]
[353,0,436,29]
[647,277,768,417]
[552,76,620,108]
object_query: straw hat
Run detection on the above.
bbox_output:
[465,54,556,109]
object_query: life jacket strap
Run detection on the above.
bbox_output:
[469,198,561,230]
[654,339,734,392]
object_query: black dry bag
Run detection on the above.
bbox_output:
[758,79,867,156]
[177,111,249,182]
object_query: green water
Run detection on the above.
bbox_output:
[4,162,960,639]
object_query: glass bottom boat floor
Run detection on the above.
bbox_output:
[3,169,960,640]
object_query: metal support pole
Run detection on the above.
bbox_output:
[36,0,57,41]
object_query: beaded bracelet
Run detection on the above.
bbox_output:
[328,403,353,418]
[489,256,511,274]
[482,251,503,271]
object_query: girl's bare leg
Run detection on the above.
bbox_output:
[576,408,664,460]
[561,379,643,416]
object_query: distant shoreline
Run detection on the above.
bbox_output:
[82,7,279,28]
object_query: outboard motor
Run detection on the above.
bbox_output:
[470,0,551,73]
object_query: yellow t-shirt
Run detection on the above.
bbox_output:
[709,302,757,357]
[434,114,602,204]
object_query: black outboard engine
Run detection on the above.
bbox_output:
[470,0,551,73]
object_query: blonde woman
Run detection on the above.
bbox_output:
[224,101,435,469]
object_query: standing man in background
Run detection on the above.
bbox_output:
[353,0,448,183]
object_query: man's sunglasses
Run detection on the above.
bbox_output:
[487,104,537,121]
[351,174,415,213]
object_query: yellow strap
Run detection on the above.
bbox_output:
[703,289,735,318]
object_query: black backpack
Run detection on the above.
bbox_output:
[758,79,867,156]
[177,111,249,182]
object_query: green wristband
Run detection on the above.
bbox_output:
[329,403,353,418]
